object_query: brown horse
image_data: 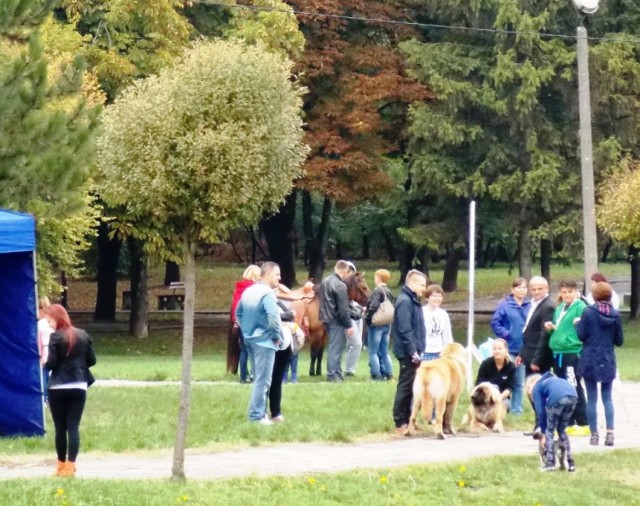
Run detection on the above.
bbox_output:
[306,272,371,376]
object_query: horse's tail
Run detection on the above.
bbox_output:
[226,323,240,374]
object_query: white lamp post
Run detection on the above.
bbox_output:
[572,0,599,294]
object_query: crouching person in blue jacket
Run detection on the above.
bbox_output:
[530,372,577,472]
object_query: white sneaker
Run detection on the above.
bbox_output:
[259,416,273,426]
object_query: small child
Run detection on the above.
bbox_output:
[530,372,578,472]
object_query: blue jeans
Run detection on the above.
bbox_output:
[326,323,347,381]
[367,324,392,379]
[544,396,577,466]
[245,342,276,421]
[510,353,525,414]
[585,379,614,433]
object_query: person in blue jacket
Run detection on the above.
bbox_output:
[490,278,531,414]
[576,281,624,447]
[531,372,577,472]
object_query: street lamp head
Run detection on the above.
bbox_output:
[572,0,599,14]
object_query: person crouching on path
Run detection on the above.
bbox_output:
[530,372,577,472]
[476,338,517,412]
[45,304,97,477]
[392,269,427,435]
[236,262,283,425]
[319,260,354,382]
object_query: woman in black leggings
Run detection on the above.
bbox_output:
[45,304,96,477]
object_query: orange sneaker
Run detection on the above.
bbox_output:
[54,461,66,477]
[59,461,76,477]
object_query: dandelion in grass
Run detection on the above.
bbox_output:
[56,488,65,497]
[176,495,189,502]
[308,477,316,486]
[457,481,465,488]
[459,465,466,473]
[379,475,388,484]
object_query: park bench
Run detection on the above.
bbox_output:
[157,282,185,310]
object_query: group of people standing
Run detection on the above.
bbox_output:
[486,273,624,449]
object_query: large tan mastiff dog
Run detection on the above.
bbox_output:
[461,382,506,433]
[405,342,467,439]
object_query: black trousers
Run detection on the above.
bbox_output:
[553,353,588,426]
[393,357,419,428]
[48,388,87,462]
[269,347,291,418]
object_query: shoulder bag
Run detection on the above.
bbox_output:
[372,291,394,327]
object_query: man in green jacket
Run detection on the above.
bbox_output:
[543,280,589,434]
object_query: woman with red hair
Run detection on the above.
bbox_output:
[45,304,96,477]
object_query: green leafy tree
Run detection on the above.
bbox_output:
[0,1,99,296]
[96,40,307,480]
[401,0,590,280]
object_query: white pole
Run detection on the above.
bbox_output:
[467,200,476,392]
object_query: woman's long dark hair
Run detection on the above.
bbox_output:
[47,304,77,355]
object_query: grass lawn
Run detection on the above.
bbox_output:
[1,450,639,505]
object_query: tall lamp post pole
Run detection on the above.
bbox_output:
[573,0,600,294]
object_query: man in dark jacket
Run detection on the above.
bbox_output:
[516,276,555,433]
[319,260,354,382]
[517,276,555,376]
[392,269,427,433]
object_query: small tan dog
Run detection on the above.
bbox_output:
[405,342,467,439]
[461,382,506,433]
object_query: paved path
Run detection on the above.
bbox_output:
[1,381,638,481]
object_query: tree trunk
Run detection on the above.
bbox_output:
[442,246,462,292]
[128,237,148,338]
[398,242,415,286]
[476,230,486,268]
[630,245,639,320]
[517,216,532,280]
[303,191,332,282]
[94,220,122,321]
[172,236,197,481]
[540,238,552,282]
[260,190,297,287]
[60,271,68,309]
[380,228,396,262]
[362,233,370,260]
[601,238,613,263]
[164,261,180,286]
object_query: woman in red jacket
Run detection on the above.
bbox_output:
[227,265,261,382]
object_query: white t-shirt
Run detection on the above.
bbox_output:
[422,306,453,353]
[586,289,620,310]
[37,318,53,363]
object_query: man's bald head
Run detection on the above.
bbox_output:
[529,276,549,301]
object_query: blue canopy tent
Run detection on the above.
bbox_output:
[0,209,44,436]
